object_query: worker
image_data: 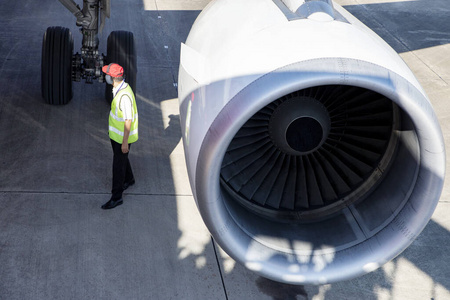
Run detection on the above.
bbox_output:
[101,63,138,209]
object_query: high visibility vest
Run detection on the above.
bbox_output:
[109,84,139,144]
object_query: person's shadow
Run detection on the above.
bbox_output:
[164,114,182,154]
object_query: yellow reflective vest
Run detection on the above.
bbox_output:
[109,84,138,144]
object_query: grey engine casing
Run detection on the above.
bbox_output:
[177,0,445,284]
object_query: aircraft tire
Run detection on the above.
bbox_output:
[41,26,73,105]
[105,31,137,104]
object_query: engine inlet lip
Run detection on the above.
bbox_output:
[194,58,445,285]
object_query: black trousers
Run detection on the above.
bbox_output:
[111,139,134,201]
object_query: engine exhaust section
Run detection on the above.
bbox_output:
[178,0,445,284]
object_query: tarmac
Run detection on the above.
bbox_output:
[0,0,449,299]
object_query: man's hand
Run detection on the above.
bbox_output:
[122,119,132,153]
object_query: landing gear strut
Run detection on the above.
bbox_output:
[41,0,137,104]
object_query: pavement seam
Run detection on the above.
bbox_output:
[211,236,229,300]
[0,191,192,197]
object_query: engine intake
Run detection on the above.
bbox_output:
[221,85,399,222]
[178,0,445,284]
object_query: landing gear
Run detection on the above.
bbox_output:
[41,27,74,105]
[40,0,136,105]
[105,31,137,103]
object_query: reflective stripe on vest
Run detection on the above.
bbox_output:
[109,84,139,144]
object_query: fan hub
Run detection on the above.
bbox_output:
[269,97,330,155]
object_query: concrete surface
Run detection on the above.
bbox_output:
[0,0,449,299]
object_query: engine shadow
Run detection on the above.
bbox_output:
[256,277,309,300]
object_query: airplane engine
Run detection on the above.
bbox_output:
[177,0,445,284]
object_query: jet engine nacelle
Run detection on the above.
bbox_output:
[178,0,445,284]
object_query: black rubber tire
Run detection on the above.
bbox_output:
[41,26,73,105]
[105,31,137,103]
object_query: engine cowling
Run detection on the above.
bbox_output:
[178,0,445,284]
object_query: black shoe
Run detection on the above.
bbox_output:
[123,179,135,191]
[101,198,123,209]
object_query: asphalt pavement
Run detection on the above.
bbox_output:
[0,0,449,299]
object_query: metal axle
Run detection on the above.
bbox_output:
[58,0,110,83]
